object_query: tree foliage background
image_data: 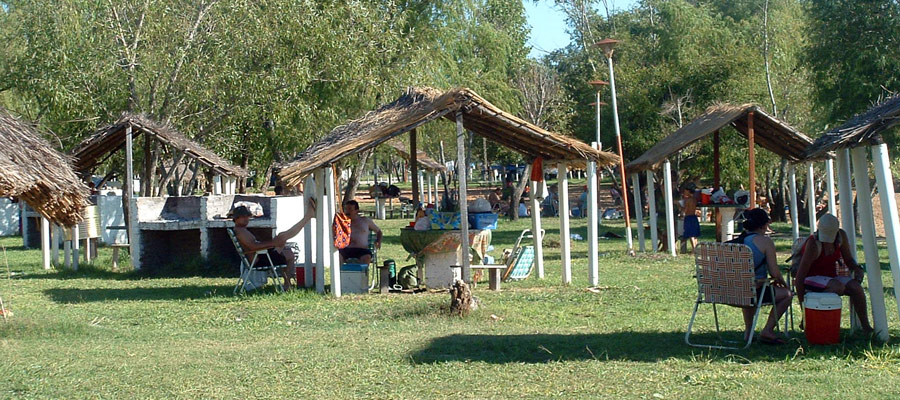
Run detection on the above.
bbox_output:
[0,0,897,202]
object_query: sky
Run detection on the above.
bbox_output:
[524,0,640,59]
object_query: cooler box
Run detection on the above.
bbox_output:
[468,212,499,230]
[297,266,315,288]
[804,292,842,345]
[340,263,369,294]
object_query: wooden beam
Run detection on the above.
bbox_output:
[410,128,419,206]
[456,112,471,283]
[748,111,757,208]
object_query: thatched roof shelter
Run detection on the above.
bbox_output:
[72,113,248,177]
[0,107,89,226]
[626,104,814,173]
[387,140,446,172]
[803,94,900,160]
[279,87,618,186]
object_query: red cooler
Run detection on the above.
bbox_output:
[804,292,842,345]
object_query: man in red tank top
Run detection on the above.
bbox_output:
[795,214,873,333]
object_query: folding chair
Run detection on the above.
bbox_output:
[502,229,544,281]
[228,228,285,295]
[686,242,777,350]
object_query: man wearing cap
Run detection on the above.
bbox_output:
[795,213,873,333]
[232,200,315,291]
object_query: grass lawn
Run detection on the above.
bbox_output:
[1,216,900,399]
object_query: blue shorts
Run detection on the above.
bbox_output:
[683,215,700,238]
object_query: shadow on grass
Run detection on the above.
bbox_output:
[408,331,878,363]
[43,284,236,303]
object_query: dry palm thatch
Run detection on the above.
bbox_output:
[626,104,813,173]
[803,94,900,160]
[0,107,89,226]
[387,140,446,172]
[279,87,618,186]
[72,113,248,178]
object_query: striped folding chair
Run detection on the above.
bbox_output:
[502,229,544,282]
[686,242,776,349]
[228,228,285,295]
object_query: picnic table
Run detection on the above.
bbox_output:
[399,228,492,288]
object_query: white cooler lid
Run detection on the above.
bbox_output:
[804,292,842,310]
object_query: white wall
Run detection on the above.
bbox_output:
[97,195,127,244]
[273,195,307,261]
[0,198,20,236]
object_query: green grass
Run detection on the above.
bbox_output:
[1,217,900,398]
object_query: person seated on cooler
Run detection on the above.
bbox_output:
[232,200,315,291]
[734,208,793,345]
[794,213,873,333]
[340,200,382,264]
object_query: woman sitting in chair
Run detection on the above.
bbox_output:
[734,208,793,345]
[794,213,873,334]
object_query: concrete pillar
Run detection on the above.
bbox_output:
[325,165,341,297]
[51,224,60,267]
[852,146,888,341]
[647,170,658,252]
[530,181,545,279]
[806,163,817,231]
[871,143,900,341]
[41,217,50,270]
[632,173,645,252]
[455,112,471,283]
[587,148,599,286]
[663,160,676,256]
[303,175,316,288]
[71,226,79,271]
[314,168,328,294]
[558,161,572,284]
[836,149,856,257]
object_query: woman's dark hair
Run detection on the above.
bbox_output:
[742,208,770,231]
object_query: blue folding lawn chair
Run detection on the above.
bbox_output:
[502,229,544,281]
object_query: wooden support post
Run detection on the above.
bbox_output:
[326,165,341,297]
[825,158,837,214]
[663,160,676,256]
[41,217,50,270]
[587,147,599,285]
[852,147,888,340]
[871,144,899,341]
[314,168,327,294]
[836,149,856,257]
[303,175,316,288]
[647,170,658,252]
[806,163,816,230]
[530,180,545,279]
[410,129,419,206]
[71,225,79,271]
[631,173,645,252]
[455,112,471,283]
[713,129,721,241]
[558,161,572,284]
[747,112,757,208]
[788,164,800,242]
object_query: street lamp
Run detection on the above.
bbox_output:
[594,38,634,254]
[588,80,608,146]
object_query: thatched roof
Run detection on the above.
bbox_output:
[626,104,813,173]
[72,113,248,177]
[387,140,447,172]
[0,107,88,226]
[803,94,900,160]
[279,87,618,186]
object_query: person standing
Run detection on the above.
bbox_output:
[680,187,700,253]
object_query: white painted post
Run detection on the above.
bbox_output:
[51,224,60,267]
[836,149,857,257]
[303,175,315,288]
[455,112,471,283]
[587,147,599,286]
[806,163,817,231]
[326,165,341,297]
[647,170,658,252]
[530,180,545,279]
[852,146,888,340]
[315,168,328,294]
[71,226,80,271]
[63,234,71,268]
[825,159,837,214]
[559,161,572,284]
[631,173,645,252]
[663,160,676,256]
[789,165,800,242]
[213,175,222,195]
[41,217,50,270]
[418,170,425,205]
[20,204,29,249]
[871,143,900,340]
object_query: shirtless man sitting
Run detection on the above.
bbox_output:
[232,200,314,291]
[340,200,382,264]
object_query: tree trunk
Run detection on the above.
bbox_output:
[344,149,372,201]
[770,158,787,222]
[509,164,533,221]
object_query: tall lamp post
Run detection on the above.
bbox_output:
[588,80,608,146]
[595,38,633,254]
